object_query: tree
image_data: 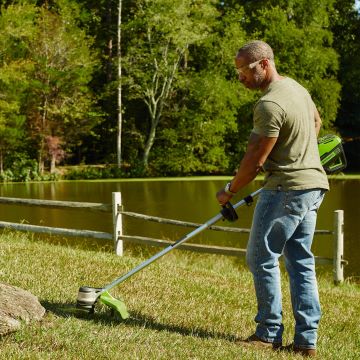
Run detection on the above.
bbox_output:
[329,0,360,170]
[24,0,99,173]
[149,4,251,175]
[331,0,360,135]
[151,72,243,175]
[123,0,219,170]
[72,0,133,166]
[0,2,36,173]
[0,0,351,178]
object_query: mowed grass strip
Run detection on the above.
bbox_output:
[0,231,359,360]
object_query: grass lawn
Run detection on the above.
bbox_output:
[0,231,359,359]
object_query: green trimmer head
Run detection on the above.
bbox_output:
[318,134,347,174]
[76,286,129,319]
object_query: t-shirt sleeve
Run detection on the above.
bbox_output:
[252,100,285,137]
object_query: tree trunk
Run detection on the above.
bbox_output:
[0,150,3,175]
[117,0,122,168]
[50,154,56,174]
[38,138,45,175]
[38,158,44,175]
[106,3,113,82]
[142,121,157,169]
[140,39,185,170]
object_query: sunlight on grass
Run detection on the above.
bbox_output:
[0,230,359,359]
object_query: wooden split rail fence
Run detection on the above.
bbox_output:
[0,192,346,284]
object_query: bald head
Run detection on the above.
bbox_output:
[237,40,275,65]
[235,40,282,90]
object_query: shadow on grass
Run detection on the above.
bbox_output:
[42,300,238,342]
[126,311,238,342]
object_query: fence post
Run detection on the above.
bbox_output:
[112,192,123,256]
[333,210,344,285]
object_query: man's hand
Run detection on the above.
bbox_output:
[216,188,233,206]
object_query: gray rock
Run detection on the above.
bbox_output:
[0,283,46,336]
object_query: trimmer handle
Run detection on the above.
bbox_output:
[221,202,238,222]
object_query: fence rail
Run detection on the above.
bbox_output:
[120,210,333,235]
[0,221,113,240]
[0,192,345,283]
[0,196,111,212]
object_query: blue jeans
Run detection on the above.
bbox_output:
[246,188,325,349]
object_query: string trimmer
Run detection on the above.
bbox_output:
[76,188,261,319]
[76,134,347,320]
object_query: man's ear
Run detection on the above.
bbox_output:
[261,58,269,69]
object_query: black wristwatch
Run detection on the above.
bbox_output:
[224,182,236,195]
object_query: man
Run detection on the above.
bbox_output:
[216,40,329,357]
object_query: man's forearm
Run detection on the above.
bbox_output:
[229,153,262,193]
[216,134,277,205]
[228,133,277,193]
[314,108,322,136]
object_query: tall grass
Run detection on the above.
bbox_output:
[0,230,359,359]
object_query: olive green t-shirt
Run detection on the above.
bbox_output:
[252,77,329,191]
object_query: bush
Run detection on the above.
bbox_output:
[0,158,59,182]
[63,164,146,180]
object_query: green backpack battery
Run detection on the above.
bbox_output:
[318,134,347,174]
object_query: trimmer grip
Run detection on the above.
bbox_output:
[221,202,238,222]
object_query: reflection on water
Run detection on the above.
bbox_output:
[0,178,359,277]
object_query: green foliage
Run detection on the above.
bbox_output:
[63,164,144,180]
[243,0,341,130]
[0,0,359,178]
[0,157,58,182]
[24,1,100,170]
[123,0,220,169]
[0,1,101,176]
[331,0,360,134]
[0,3,37,172]
[64,166,119,180]
[150,73,241,175]
[184,4,257,172]
[122,0,344,174]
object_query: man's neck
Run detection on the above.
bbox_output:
[260,72,284,91]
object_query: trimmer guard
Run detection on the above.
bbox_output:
[99,291,130,320]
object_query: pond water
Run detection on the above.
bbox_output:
[0,178,359,278]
